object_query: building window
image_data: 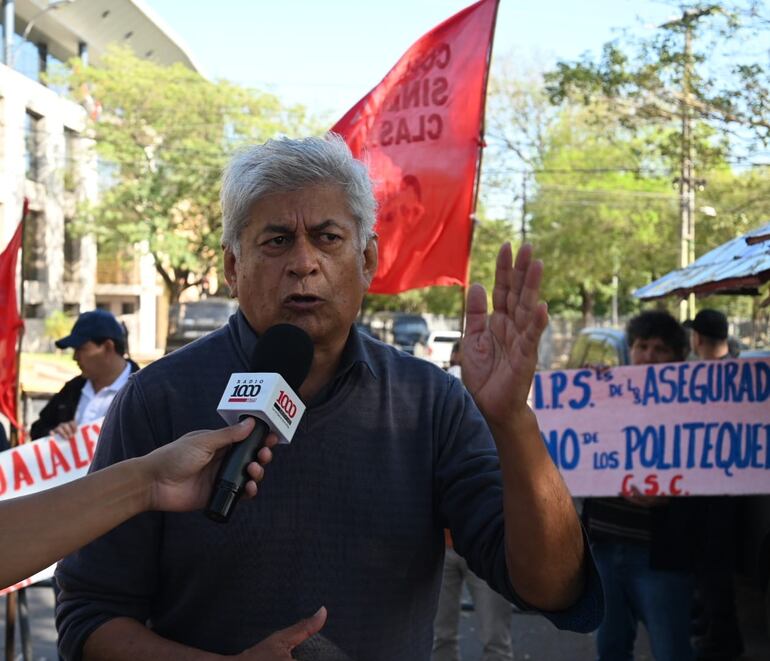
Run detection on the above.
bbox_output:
[64,129,78,191]
[63,303,80,316]
[24,111,42,182]
[23,303,42,319]
[22,211,46,282]
[63,218,80,282]
[121,301,136,315]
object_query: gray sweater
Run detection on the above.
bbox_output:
[56,312,603,660]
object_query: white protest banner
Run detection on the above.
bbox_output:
[532,358,770,497]
[0,419,103,595]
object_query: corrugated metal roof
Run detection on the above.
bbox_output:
[634,221,770,300]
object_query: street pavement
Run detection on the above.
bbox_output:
[1,576,767,660]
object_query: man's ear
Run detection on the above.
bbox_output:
[362,234,379,288]
[223,246,238,299]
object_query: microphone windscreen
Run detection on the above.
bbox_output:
[250,324,314,393]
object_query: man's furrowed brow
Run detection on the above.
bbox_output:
[310,219,346,232]
[261,223,295,235]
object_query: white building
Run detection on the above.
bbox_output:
[1,0,202,354]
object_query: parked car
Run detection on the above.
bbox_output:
[414,330,462,368]
[368,313,429,354]
[565,327,629,369]
[392,314,429,354]
[165,298,238,354]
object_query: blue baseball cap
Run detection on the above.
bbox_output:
[55,310,125,349]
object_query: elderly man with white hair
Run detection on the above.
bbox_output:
[56,135,602,661]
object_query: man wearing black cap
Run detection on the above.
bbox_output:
[687,308,744,661]
[30,310,140,440]
[689,309,730,361]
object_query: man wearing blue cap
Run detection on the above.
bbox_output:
[30,310,140,440]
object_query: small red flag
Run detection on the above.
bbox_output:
[0,219,24,430]
[332,0,499,294]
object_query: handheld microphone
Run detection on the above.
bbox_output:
[206,324,314,522]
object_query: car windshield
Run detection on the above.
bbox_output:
[393,317,428,333]
[179,301,235,323]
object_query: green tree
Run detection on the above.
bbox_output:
[529,105,682,322]
[482,55,560,239]
[544,2,769,319]
[54,47,318,304]
[545,3,770,145]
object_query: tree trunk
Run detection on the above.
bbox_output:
[580,284,595,326]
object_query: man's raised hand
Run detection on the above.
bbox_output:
[461,243,548,426]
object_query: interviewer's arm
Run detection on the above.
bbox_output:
[0,418,270,588]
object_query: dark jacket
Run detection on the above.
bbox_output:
[30,360,140,440]
[55,315,604,661]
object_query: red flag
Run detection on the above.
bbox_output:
[332,0,499,294]
[0,219,24,430]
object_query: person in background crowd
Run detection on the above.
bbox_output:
[582,310,697,661]
[29,308,140,660]
[688,309,730,361]
[687,309,744,661]
[30,309,139,440]
[432,339,514,661]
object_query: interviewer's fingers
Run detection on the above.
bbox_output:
[172,417,257,455]
[235,607,327,659]
[270,606,327,650]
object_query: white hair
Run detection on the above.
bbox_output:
[221,134,377,255]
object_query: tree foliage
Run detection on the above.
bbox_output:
[545,2,770,151]
[528,105,683,320]
[479,5,770,323]
[54,47,319,303]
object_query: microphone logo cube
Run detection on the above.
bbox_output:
[217,373,305,444]
[227,380,262,402]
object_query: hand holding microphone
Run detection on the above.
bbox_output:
[207,324,314,522]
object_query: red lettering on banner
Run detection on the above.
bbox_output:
[87,424,100,459]
[33,444,55,480]
[49,441,72,475]
[68,436,89,468]
[621,474,634,495]
[12,453,34,491]
[0,467,7,495]
[621,472,688,496]
[643,474,660,495]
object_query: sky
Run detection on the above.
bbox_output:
[143,0,678,120]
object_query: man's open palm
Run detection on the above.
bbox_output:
[461,243,548,425]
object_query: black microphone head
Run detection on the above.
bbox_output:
[250,324,314,393]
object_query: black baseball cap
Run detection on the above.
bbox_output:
[686,309,728,340]
[55,310,124,349]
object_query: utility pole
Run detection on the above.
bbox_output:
[662,6,719,321]
[680,13,696,321]
[520,171,528,243]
